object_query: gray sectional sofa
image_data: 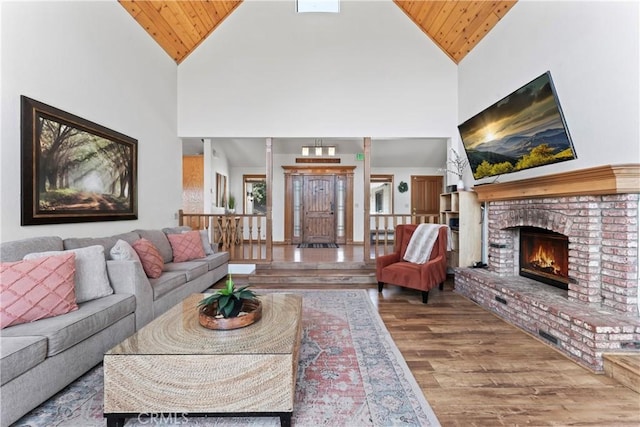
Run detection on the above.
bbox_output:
[0,227,229,427]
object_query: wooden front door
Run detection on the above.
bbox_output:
[283,165,354,245]
[411,175,443,219]
[303,175,335,243]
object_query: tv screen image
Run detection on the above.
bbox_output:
[458,71,577,180]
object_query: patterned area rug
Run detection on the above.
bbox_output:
[297,243,339,248]
[13,290,439,427]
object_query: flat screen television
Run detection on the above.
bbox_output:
[458,71,577,180]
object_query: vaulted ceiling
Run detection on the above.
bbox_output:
[118,0,517,64]
[395,0,517,63]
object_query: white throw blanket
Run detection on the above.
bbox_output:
[403,223,442,264]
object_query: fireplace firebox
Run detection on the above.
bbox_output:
[519,227,569,290]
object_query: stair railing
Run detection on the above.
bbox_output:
[369,213,440,260]
[178,210,270,263]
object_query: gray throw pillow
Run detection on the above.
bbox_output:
[109,239,141,262]
[24,245,112,303]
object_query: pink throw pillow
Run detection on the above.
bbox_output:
[1,253,78,329]
[131,238,164,279]
[167,230,206,262]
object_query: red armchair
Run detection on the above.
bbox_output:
[376,224,448,303]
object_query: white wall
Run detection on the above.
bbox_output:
[177,0,458,138]
[458,0,640,185]
[1,1,179,242]
[177,0,459,243]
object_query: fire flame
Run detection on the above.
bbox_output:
[529,245,561,275]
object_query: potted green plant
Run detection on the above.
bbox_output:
[198,275,261,329]
[227,194,236,213]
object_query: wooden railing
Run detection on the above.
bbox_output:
[179,210,439,263]
[178,210,270,263]
[368,213,440,260]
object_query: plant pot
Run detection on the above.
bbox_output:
[198,298,262,330]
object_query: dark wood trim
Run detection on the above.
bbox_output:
[295,157,341,163]
[282,165,355,245]
[282,165,356,174]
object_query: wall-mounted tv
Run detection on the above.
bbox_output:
[458,71,577,180]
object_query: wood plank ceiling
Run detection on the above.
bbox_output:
[118,0,242,63]
[118,0,517,64]
[395,1,517,63]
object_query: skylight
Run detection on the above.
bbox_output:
[296,0,340,13]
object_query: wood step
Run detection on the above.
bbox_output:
[259,261,373,270]
[248,268,377,285]
[603,352,640,393]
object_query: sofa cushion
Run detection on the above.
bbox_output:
[0,236,64,262]
[1,253,78,329]
[166,231,205,262]
[0,336,47,386]
[110,239,141,262]
[163,261,208,281]
[24,245,113,304]
[202,252,230,271]
[132,238,164,279]
[1,293,135,356]
[196,230,215,255]
[63,231,140,259]
[134,229,173,263]
[162,226,192,235]
[150,271,187,301]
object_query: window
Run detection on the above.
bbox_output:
[296,0,340,13]
[243,175,266,215]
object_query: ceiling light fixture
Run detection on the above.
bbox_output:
[301,139,336,157]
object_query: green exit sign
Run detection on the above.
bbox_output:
[355,153,365,161]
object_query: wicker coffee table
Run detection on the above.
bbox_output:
[103,293,302,427]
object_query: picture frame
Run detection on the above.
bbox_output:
[216,172,227,208]
[21,96,138,225]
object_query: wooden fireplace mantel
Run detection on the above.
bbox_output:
[473,164,640,202]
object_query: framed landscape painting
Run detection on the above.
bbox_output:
[21,96,138,225]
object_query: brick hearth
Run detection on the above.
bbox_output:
[455,165,640,372]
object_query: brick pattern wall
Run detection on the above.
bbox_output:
[455,268,640,372]
[487,194,639,313]
[455,192,640,372]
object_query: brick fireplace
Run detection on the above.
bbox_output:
[455,165,640,372]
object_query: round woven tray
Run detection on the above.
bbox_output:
[198,299,262,330]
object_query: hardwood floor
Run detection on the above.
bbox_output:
[378,282,640,426]
[228,245,640,426]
